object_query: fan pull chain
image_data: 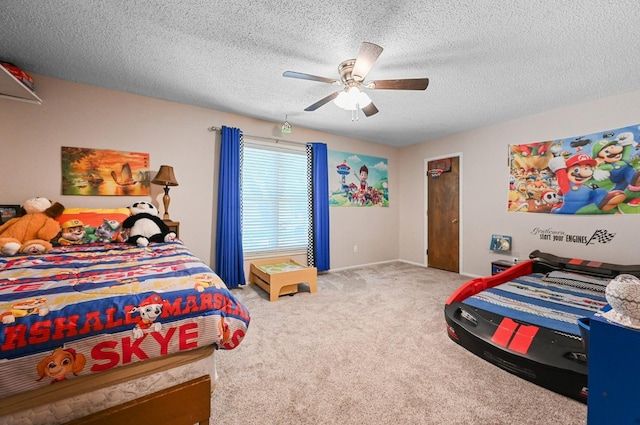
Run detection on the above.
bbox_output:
[352,104,360,122]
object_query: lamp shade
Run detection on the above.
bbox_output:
[152,165,179,186]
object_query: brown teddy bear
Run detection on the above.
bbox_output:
[0,198,65,255]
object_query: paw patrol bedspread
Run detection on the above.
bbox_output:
[0,242,250,399]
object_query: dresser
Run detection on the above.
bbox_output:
[587,315,640,424]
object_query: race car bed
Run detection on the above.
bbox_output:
[444,250,640,403]
[0,239,250,424]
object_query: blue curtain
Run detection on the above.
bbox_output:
[215,126,246,287]
[308,142,330,272]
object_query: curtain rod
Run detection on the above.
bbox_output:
[207,126,308,147]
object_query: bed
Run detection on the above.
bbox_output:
[444,250,640,403]
[0,207,250,424]
[2,345,217,424]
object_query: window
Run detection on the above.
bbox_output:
[241,140,308,255]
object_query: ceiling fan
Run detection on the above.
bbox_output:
[283,42,429,119]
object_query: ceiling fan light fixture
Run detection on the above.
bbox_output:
[333,87,371,111]
[357,91,372,108]
[284,42,425,119]
[333,90,349,109]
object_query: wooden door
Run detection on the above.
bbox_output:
[427,156,459,272]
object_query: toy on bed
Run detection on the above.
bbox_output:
[122,201,177,247]
[53,207,130,246]
[444,250,640,403]
[57,218,88,245]
[0,197,64,255]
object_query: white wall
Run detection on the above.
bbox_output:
[2,76,217,265]
[399,89,640,276]
[206,112,399,271]
[6,75,637,278]
[1,75,399,271]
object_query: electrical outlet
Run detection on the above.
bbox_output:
[353,245,358,253]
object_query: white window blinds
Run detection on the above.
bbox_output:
[241,141,309,255]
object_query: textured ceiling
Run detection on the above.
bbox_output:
[2,1,640,147]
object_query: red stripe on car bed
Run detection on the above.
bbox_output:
[491,317,519,347]
[508,324,539,354]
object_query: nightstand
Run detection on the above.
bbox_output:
[164,220,180,238]
[491,260,513,275]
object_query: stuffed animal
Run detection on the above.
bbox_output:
[0,198,65,255]
[95,219,123,243]
[122,201,176,247]
[57,219,87,245]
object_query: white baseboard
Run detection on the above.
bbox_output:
[326,259,401,273]
[326,259,479,279]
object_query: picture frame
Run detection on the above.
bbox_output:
[490,234,512,252]
[61,146,151,196]
[0,205,21,224]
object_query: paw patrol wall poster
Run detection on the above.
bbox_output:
[61,147,151,196]
[508,124,640,214]
[328,150,389,207]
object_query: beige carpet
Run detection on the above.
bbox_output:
[211,262,587,424]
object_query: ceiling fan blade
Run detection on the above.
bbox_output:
[368,78,429,90]
[283,71,339,84]
[304,91,342,111]
[351,42,384,82]
[362,102,379,117]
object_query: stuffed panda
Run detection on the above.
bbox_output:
[122,201,177,247]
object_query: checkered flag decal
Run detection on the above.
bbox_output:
[587,229,615,245]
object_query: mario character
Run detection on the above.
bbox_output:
[130,292,165,339]
[524,188,559,213]
[525,175,546,200]
[1,297,49,324]
[591,132,640,191]
[508,189,527,212]
[513,141,549,158]
[57,219,87,245]
[510,141,553,172]
[541,189,560,207]
[36,347,86,383]
[548,154,626,214]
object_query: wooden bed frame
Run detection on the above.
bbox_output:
[65,375,212,425]
[249,257,317,301]
[2,346,216,425]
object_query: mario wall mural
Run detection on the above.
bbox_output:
[508,124,640,214]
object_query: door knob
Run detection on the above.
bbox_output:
[452,218,458,224]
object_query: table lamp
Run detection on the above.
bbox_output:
[151,165,179,220]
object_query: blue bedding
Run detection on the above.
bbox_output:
[462,272,607,335]
[0,242,250,399]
